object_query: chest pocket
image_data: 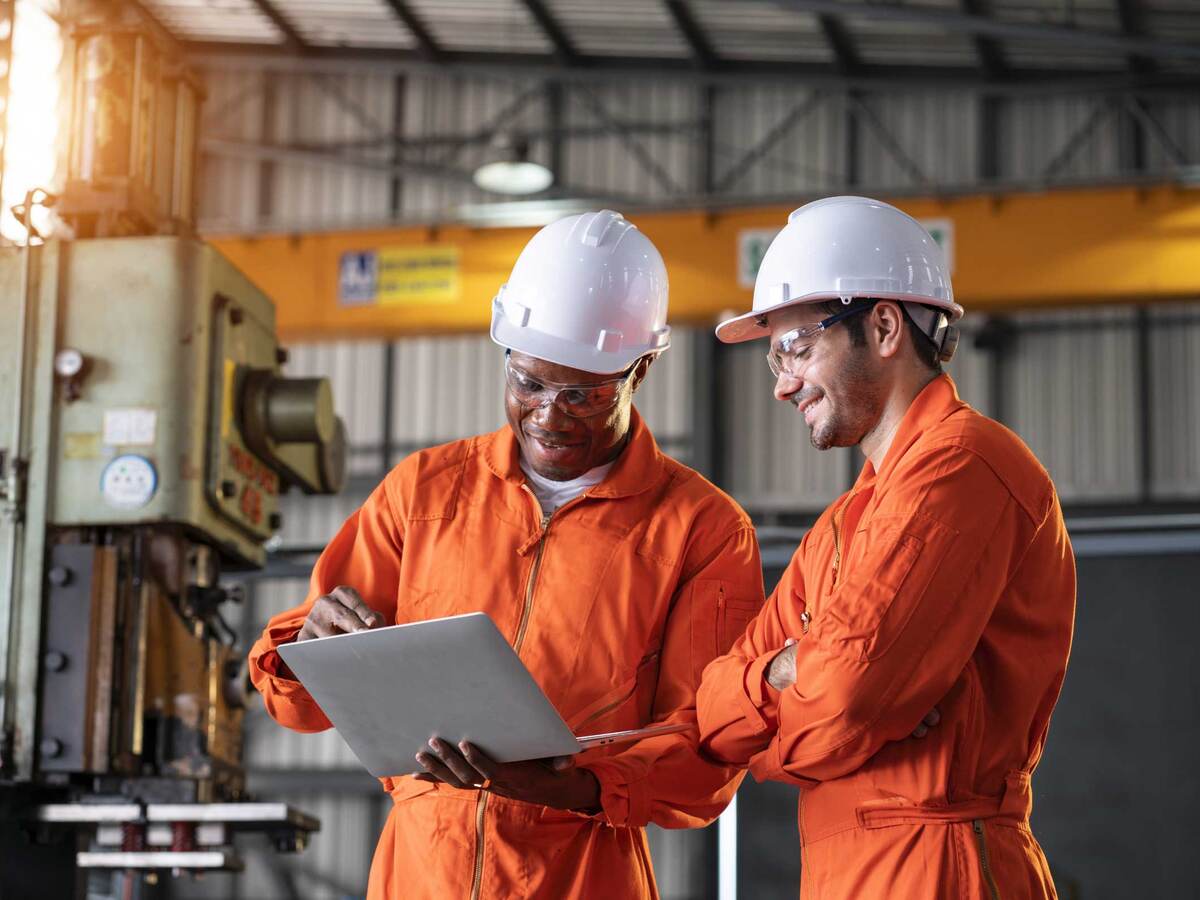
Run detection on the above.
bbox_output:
[824,513,957,661]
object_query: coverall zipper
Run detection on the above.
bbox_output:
[575,650,661,731]
[972,819,1002,900]
[830,495,848,585]
[470,499,552,900]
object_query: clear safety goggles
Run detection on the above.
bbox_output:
[766,303,873,377]
[504,351,636,418]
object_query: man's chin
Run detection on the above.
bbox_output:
[808,420,854,452]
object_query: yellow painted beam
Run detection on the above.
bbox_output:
[208,185,1200,340]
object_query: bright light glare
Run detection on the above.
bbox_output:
[1,0,62,242]
[473,160,554,196]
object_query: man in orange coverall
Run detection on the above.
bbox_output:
[249,209,765,899]
[697,196,1076,899]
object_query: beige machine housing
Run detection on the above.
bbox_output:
[8,236,344,569]
[0,236,339,887]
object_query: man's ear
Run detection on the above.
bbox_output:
[872,301,907,359]
[629,354,655,393]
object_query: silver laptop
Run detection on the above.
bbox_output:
[276,612,688,779]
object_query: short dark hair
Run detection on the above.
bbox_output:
[814,299,942,373]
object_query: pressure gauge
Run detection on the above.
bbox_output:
[100,455,158,510]
[54,348,85,378]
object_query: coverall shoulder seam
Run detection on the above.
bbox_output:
[905,437,1048,527]
[391,435,475,522]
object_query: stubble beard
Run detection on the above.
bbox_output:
[807,347,882,451]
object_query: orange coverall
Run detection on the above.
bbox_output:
[698,375,1076,900]
[249,411,764,899]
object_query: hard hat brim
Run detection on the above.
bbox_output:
[715,294,964,344]
[491,307,669,375]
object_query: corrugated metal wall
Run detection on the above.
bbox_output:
[562,81,701,200]
[712,87,846,195]
[1005,307,1141,502]
[196,63,1200,232]
[856,92,980,189]
[1150,301,1200,499]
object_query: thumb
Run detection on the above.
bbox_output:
[784,638,798,647]
[549,755,577,772]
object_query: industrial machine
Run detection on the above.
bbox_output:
[0,3,344,897]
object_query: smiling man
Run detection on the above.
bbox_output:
[249,209,764,899]
[696,197,1077,899]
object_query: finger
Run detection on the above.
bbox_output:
[923,707,941,728]
[459,743,499,780]
[331,586,386,629]
[549,755,576,772]
[298,614,341,641]
[316,600,372,633]
[412,772,437,782]
[911,724,929,739]
[415,751,471,789]
[431,739,487,786]
[325,602,373,635]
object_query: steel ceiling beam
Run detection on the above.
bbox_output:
[184,43,1200,97]
[286,119,703,153]
[519,0,580,65]
[663,0,720,70]
[1115,0,1155,73]
[960,0,1006,78]
[817,13,860,74]
[756,0,1200,62]
[382,0,445,63]
[247,0,307,52]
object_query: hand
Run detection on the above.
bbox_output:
[296,586,385,642]
[910,707,941,739]
[413,739,600,813]
[766,638,799,691]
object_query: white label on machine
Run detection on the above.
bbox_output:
[102,408,157,446]
[100,455,158,510]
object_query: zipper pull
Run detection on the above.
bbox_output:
[799,611,811,634]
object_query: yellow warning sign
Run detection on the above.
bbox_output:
[376,246,461,306]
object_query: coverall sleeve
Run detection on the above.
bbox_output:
[578,524,766,829]
[247,477,405,733]
[695,549,809,767]
[750,444,1046,786]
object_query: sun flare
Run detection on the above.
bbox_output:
[1,0,63,242]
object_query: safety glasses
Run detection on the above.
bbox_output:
[766,304,873,377]
[504,351,636,418]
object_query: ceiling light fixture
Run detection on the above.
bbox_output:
[472,135,554,196]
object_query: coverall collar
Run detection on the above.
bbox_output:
[485,407,666,500]
[856,373,968,487]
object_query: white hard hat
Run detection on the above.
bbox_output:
[716,196,964,346]
[490,209,671,374]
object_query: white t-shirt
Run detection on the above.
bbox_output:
[519,455,614,516]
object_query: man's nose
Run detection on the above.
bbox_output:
[530,393,572,429]
[773,370,803,403]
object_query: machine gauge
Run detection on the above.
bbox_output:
[100,455,158,510]
[54,348,85,378]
